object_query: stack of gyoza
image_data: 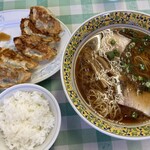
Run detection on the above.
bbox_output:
[0,6,62,89]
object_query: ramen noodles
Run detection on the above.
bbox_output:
[75,27,150,124]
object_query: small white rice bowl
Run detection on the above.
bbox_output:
[0,83,61,150]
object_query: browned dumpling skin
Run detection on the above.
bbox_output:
[29,6,62,35]
[20,18,60,42]
[0,47,38,70]
[0,6,62,89]
[0,64,31,89]
[14,34,57,61]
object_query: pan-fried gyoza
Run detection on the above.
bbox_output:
[0,47,38,70]
[29,6,62,35]
[0,6,62,89]
[14,35,57,61]
[0,63,31,88]
[20,18,60,42]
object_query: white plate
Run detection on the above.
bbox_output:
[0,9,71,84]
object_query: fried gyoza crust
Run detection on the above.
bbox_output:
[20,18,60,42]
[0,64,31,89]
[29,6,62,35]
[14,34,57,61]
[0,47,38,70]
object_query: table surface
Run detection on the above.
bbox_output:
[1,0,150,150]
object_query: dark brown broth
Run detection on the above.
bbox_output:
[75,27,150,124]
[120,28,150,92]
[119,105,149,124]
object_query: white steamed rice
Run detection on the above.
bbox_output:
[0,90,55,150]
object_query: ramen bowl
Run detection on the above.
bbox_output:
[61,10,150,140]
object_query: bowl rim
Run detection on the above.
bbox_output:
[60,10,150,140]
[0,83,61,149]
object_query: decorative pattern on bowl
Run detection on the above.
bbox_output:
[61,10,150,140]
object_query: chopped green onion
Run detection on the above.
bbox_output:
[120,61,129,68]
[132,75,137,82]
[128,42,135,49]
[127,59,130,63]
[105,49,120,60]
[126,52,131,57]
[106,51,115,60]
[145,81,150,88]
[138,76,144,81]
[143,35,150,41]
[131,112,138,119]
[138,47,144,52]
[120,61,126,68]
[129,31,137,37]
[144,42,148,46]
[131,38,139,42]
[139,64,145,70]
[113,49,120,56]
[122,29,126,33]
[126,66,131,73]
[110,39,116,46]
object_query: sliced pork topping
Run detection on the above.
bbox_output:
[118,82,150,117]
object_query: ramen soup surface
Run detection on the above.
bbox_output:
[75,27,150,125]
